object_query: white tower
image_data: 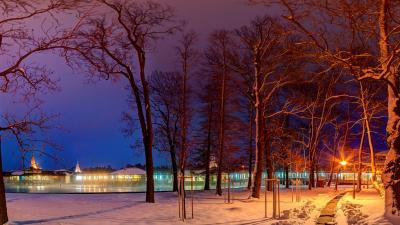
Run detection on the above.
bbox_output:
[74,161,82,173]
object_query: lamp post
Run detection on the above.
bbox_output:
[339,160,347,191]
[339,159,355,198]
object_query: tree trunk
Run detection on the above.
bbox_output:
[251,52,264,198]
[127,76,154,202]
[365,118,377,181]
[247,141,253,190]
[144,140,155,202]
[216,55,227,196]
[315,163,319,187]
[265,130,273,191]
[357,120,366,192]
[335,168,339,191]
[179,49,189,182]
[308,154,315,190]
[166,116,178,193]
[247,107,254,190]
[359,82,377,181]
[285,165,289,188]
[377,0,400,216]
[170,149,178,192]
[204,144,211,191]
[327,144,338,187]
[132,86,154,203]
[384,74,400,216]
[330,115,350,190]
[204,103,213,191]
[0,136,8,224]
[138,53,155,203]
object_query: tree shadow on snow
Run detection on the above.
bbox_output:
[10,203,139,225]
[201,217,273,225]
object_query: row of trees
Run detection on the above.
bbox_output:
[0,0,398,224]
[146,0,398,218]
[148,10,387,201]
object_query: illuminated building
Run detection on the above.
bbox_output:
[3,153,72,187]
[2,151,388,193]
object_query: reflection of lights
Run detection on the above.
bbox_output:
[36,185,44,191]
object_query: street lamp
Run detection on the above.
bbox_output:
[339,159,355,199]
[336,160,347,191]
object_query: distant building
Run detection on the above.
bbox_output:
[111,167,145,176]
[74,166,146,183]
[337,149,388,172]
[333,149,388,184]
[372,150,388,173]
[3,153,72,185]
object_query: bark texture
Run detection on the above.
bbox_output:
[0,136,8,224]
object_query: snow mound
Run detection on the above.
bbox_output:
[341,201,369,225]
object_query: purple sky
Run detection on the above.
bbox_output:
[2,0,270,171]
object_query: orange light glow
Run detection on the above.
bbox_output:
[339,160,348,166]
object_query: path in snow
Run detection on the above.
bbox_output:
[316,192,347,225]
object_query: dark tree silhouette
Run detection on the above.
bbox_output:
[64,0,180,203]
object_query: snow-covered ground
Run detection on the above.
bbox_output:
[336,188,396,225]
[6,186,396,225]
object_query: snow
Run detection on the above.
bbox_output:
[111,167,146,175]
[11,171,24,176]
[5,186,396,225]
[336,188,397,225]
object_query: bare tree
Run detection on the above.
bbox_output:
[177,31,198,178]
[357,81,387,180]
[291,74,349,190]
[204,30,232,196]
[149,71,181,192]
[193,73,219,191]
[351,80,386,190]
[264,0,400,215]
[246,104,255,189]
[0,0,81,222]
[325,119,342,187]
[357,120,366,191]
[229,43,256,190]
[234,16,294,198]
[0,110,59,224]
[269,115,296,188]
[65,0,179,203]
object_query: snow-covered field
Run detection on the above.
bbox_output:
[6,186,396,225]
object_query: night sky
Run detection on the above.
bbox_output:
[1,0,269,171]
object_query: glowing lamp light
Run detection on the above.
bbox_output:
[339,160,348,166]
